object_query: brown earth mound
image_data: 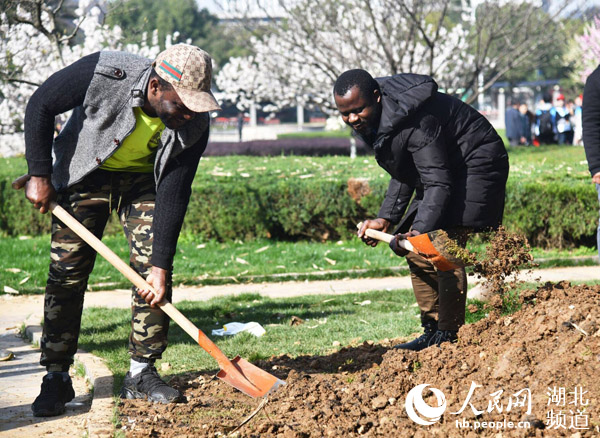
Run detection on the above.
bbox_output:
[120,281,600,437]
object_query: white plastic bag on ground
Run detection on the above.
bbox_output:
[211,322,266,337]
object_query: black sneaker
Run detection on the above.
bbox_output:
[32,373,75,417]
[394,321,438,351]
[428,329,458,347]
[121,365,184,404]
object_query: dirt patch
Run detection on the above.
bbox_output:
[119,281,600,437]
[347,178,371,202]
[430,228,478,267]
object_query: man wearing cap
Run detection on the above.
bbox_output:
[20,44,220,416]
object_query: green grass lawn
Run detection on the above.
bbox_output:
[2,144,591,187]
[0,232,596,294]
[78,287,492,391]
[0,234,409,294]
[188,145,592,189]
[1,144,596,294]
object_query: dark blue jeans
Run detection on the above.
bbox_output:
[557,131,574,145]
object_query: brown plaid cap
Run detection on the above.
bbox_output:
[153,44,221,113]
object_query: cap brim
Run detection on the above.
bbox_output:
[175,87,221,113]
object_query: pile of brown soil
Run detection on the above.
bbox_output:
[119,281,600,437]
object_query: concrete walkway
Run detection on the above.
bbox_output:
[0,313,114,437]
[0,265,598,437]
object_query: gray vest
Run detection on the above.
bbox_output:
[52,51,209,190]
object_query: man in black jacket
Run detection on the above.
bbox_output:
[334,69,509,351]
[19,44,220,416]
[583,65,600,262]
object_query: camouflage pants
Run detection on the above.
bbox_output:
[41,170,172,372]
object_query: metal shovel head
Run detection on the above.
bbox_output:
[216,355,286,398]
[407,232,469,271]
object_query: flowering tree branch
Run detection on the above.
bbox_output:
[0,0,166,156]
[216,0,584,113]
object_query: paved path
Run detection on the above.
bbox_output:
[0,325,93,437]
[0,265,598,437]
[0,315,113,438]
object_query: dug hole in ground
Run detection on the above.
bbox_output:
[119,230,600,437]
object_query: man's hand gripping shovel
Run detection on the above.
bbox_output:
[357,222,471,271]
[14,174,284,398]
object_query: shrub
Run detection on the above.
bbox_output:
[2,151,598,248]
[183,176,387,241]
[503,181,597,248]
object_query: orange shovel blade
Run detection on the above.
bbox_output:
[216,356,285,398]
[407,233,464,271]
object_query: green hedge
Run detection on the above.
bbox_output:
[1,154,598,248]
[184,177,386,241]
[0,157,385,241]
[503,181,597,247]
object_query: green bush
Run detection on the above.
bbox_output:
[183,176,387,241]
[0,159,52,236]
[0,159,123,236]
[2,148,598,248]
[503,180,597,248]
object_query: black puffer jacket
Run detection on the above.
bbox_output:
[362,74,509,233]
[583,65,600,176]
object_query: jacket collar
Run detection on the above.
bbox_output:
[371,74,438,150]
[130,66,152,108]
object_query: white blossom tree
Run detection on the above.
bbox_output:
[0,0,166,156]
[571,16,600,85]
[216,0,582,113]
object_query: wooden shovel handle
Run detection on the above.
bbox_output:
[357,222,414,252]
[52,204,234,368]
[363,228,394,243]
[11,174,31,190]
[13,174,233,369]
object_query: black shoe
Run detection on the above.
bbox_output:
[428,329,458,348]
[32,373,75,417]
[121,365,184,404]
[394,321,438,351]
